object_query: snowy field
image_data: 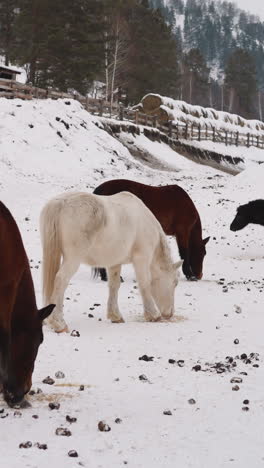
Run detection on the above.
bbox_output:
[1,98,264,468]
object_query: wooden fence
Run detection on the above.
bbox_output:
[1,77,264,150]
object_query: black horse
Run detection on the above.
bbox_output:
[230,199,264,231]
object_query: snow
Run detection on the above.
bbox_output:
[1,97,264,468]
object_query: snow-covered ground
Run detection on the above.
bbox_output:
[1,98,264,468]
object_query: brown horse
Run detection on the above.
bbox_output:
[93,179,209,281]
[0,201,54,408]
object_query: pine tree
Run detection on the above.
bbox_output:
[0,0,18,65]
[125,1,181,102]
[12,0,105,93]
[224,48,257,118]
[182,48,210,105]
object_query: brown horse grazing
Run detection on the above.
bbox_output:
[0,201,54,408]
[93,179,209,281]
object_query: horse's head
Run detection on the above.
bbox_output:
[230,205,249,231]
[151,260,182,319]
[4,304,54,408]
[190,237,210,279]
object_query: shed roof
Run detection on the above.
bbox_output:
[0,65,21,75]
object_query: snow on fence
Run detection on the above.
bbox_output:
[1,78,263,150]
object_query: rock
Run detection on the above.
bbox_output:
[98,420,111,432]
[234,339,239,344]
[242,406,250,412]
[68,450,78,457]
[66,415,77,423]
[188,399,196,405]
[139,374,148,381]
[34,443,48,450]
[139,354,154,361]
[19,441,32,448]
[192,364,201,372]
[243,399,249,405]
[55,428,72,436]
[13,411,22,417]
[230,377,243,384]
[79,385,84,391]
[168,359,176,364]
[55,371,65,379]
[49,402,60,410]
[232,385,240,391]
[115,418,122,424]
[71,330,80,337]
[42,376,55,385]
[163,409,172,415]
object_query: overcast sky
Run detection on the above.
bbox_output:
[231,0,264,20]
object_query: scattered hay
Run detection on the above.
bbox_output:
[33,392,75,403]
[54,383,93,388]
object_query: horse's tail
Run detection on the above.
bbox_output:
[92,267,108,281]
[40,199,62,305]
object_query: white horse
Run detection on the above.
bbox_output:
[40,191,182,332]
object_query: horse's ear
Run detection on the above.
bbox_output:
[174,260,183,270]
[39,304,55,321]
[203,236,210,245]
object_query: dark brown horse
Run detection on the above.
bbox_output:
[93,179,209,281]
[0,201,54,408]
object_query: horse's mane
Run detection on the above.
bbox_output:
[156,231,174,271]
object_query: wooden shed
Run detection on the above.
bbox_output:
[0,65,21,81]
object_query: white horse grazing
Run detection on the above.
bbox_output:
[40,191,182,332]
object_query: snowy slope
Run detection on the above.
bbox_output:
[1,98,264,468]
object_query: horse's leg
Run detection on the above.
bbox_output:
[46,258,80,332]
[133,257,161,321]
[0,284,16,384]
[175,232,196,280]
[107,265,124,323]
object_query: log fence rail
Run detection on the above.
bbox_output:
[1,78,263,150]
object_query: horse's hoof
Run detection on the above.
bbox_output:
[111,317,125,323]
[153,316,162,322]
[187,276,198,281]
[145,314,161,322]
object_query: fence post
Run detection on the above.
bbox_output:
[135,110,139,125]
[257,135,259,148]
[119,104,124,121]
[99,100,103,116]
[205,123,208,139]
[176,123,179,140]
[236,131,239,146]
[225,130,228,146]
[247,133,250,148]
[153,115,157,128]
[198,123,201,141]
[212,127,216,142]
[184,122,188,139]
[168,120,172,138]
